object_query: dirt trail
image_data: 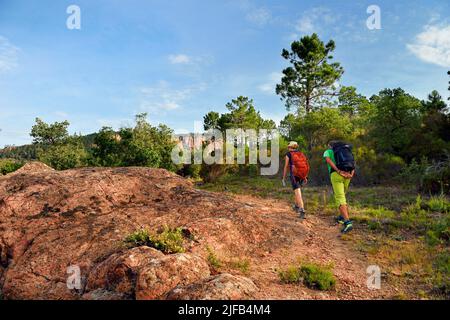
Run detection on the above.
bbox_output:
[230,195,396,299]
[0,164,396,300]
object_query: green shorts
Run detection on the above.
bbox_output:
[330,172,351,206]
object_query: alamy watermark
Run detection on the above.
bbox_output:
[366,5,382,30]
[66,265,82,290]
[66,5,81,30]
[366,265,381,290]
[171,124,280,176]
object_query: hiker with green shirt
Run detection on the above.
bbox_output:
[323,141,355,234]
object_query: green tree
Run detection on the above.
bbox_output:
[299,107,353,150]
[203,111,221,130]
[30,118,87,170]
[30,118,70,145]
[37,136,88,170]
[422,90,448,113]
[203,96,275,131]
[368,88,422,159]
[338,86,371,118]
[276,33,344,114]
[91,113,177,171]
[225,96,263,129]
[408,91,450,160]
[91,127,122,167]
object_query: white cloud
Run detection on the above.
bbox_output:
[407,23,450,68]
[168,54,191,64]
[0,36,19,72]
[138,80,206,115]
[246,7,272,26]
[295,7,338,34]
[259,72,283,95]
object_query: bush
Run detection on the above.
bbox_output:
[307,145,406,186]
[91,114,178,171]
[229,259,251,275]
[300,263,336,291]
[278,262,336,291]
[206,246,222,270]
[425,195,450,213]
[124,226,186,254]
[180,164,202,179]
[37,138,88,170]
[432,252,450,296]
[353,147,405,185]
[400,157,450,194]
[0,159,23,175]
[278,266,302,284]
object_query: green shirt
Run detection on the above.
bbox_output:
[323,149,335,174]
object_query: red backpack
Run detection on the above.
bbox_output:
[290,151,310,179]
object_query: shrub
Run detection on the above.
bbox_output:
[124,226,186,254]
[278,262,336,291]
[278,266,302,284]
[206,246,222,270]
[432,252,450,296]
[180,164,202,179]
[0,159,23,175]
[229,259,251,275]
[37,139,88,170]
[425,196,450,213]
[300,263,336,291]
[91,114,178,171]
[400,157,450,194]
[425,230,441,246]
[426,218,450,246]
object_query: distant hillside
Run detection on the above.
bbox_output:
[0,133,97,160]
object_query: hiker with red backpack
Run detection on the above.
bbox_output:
[282,141,310,219]
[323,141,356,234]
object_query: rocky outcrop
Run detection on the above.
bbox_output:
[0,164,298,300]
[136,253,211,300]
[85,247,165,298]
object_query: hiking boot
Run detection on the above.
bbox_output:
[341,221,353,234]
[299,209,306,220]
[335,215,345,225]
[292,205,306,219]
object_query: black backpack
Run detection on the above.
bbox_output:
[332,142,355,173]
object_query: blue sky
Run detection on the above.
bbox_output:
[0,0,449,147]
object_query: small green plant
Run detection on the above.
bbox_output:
[432,252,450,296]
[278,262,336,291]
[124,229,151,246]
[300,263,336,291]
[367,220,383,231]
[206,246,222,270]
[278,266,302,284]
[425,230,441,246]
[124,226,186,254]
[229,258,251,275]
[425,195,450,213]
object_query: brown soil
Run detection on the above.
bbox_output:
[0,164,395,300]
